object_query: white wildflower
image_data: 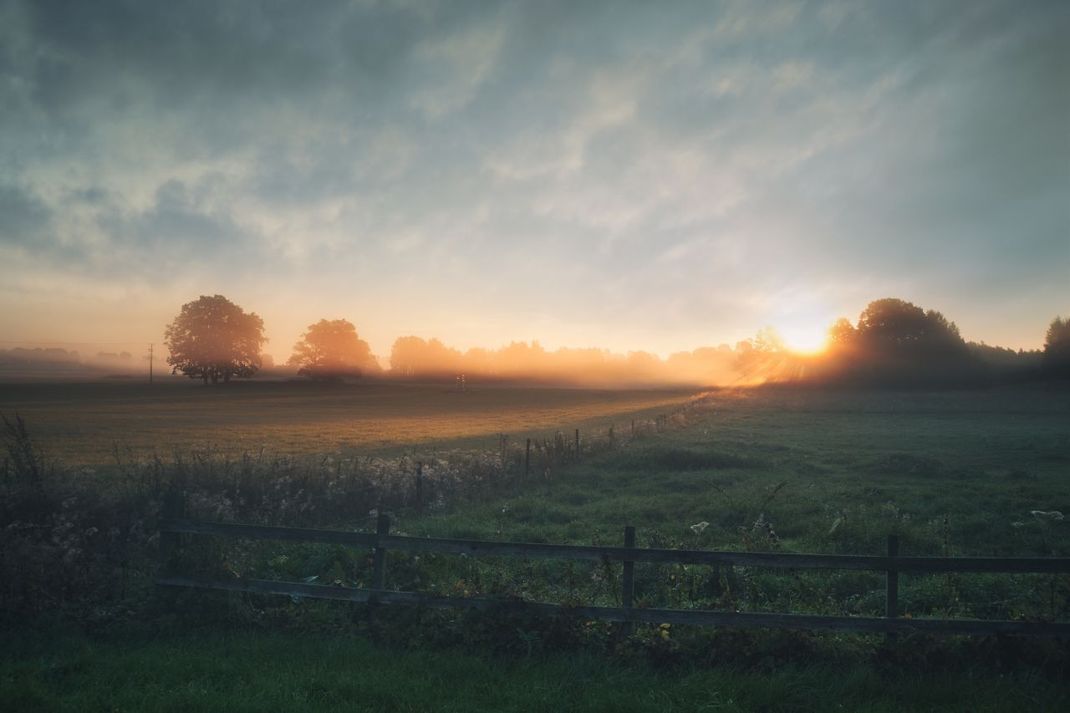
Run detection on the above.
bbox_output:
[1030,510,1064,521]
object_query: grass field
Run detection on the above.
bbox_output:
[0,380,694,464]
[3,382,1069,711]
[197,384,1067,622]
[413,385,1070,555]
[4,630,1066,713]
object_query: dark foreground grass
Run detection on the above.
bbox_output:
[3,629,1067,713]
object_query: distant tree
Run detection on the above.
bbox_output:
[288,319,375,380]
[811,298,989,386]
[827,318,857,350]
[164,295,265,384]
[1043,316,1070,378]
[751,326,786,353]
[734,327,806,383]
[389,336,462,377]
[854,298,965,355]
[496,340,547,376]
[625,350,661,379]
[390,336,429,376]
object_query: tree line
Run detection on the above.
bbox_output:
[162,295,1070,387]
[164,295,380,384]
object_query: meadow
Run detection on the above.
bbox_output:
[171,384,1068,623]
[3,381,1069,711]
[0,380,694,464]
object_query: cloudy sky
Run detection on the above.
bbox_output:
[1,0,1067,360]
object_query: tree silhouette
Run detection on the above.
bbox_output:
[816,298,986,386]
[289,319,375,380]
[388,336,462,377]
[827,318,857,349]
[854,298,965,356]
[164,295,265,384]
[1044,316,1070,378]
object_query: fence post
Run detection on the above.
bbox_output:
[525,438,531,478]
[372,513,391,591]
[414,462,423,513]
[886,534,899,634]
[159,486,185,574]
[631,419,635,438]
[574,429,580,459]
[622,525,636,631]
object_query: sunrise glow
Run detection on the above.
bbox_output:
[777,324,830,355]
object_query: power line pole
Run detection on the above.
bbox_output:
[149,343,154,384]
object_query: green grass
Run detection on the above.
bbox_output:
[407,385,1069,547]
[3,629,1066,712]
[327,385,1067,620]
[5,384,1070,710]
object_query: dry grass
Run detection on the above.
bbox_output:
[0,379,696,464]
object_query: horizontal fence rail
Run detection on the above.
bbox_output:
[162,518,1070,574]
[156,575,1070,638]
[158,515,1070,638]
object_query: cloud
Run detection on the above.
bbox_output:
[0,183,51,247]
[0,0,1066,353]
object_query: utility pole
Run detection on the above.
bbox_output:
[149,343,154,384]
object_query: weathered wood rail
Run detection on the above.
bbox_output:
[158,515,1070,638]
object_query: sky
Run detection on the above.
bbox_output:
[1,0,1067,362]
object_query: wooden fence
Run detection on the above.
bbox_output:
[156,512,1070,637]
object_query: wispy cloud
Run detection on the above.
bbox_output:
[0,0,1066,355]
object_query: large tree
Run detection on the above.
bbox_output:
[815,298,985,386]
[854,298,965,355]
[164,295,266,384]
[1043,316,1070,378]
[288,319,376,380]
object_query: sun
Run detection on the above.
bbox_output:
[776,323,829,355]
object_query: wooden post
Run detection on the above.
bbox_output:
[622,525,636,625]
[574,429,580,458]
[414,462,423,513]
[886,534,899,622]
[631,419,635,437]
[372,513,390,590]
[525,438,531,478]
[159,486,185,573]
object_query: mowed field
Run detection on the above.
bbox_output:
[0,379,696,465]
